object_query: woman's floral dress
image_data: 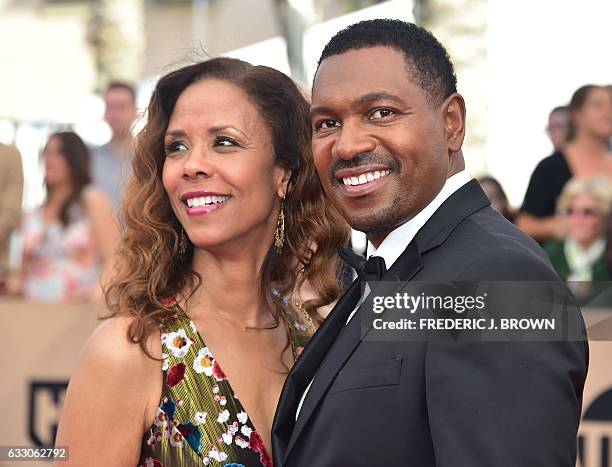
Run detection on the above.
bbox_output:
[21,205,99,302]
[139,297,309,467]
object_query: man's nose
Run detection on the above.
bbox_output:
[333,121,376,161]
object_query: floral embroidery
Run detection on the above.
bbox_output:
[140,299,282,466]
[194,411,208,425]
[193,347,215,375]
[216,409,230,423]
[166,363,186,388]
[140,457,163,467]
[177,423,201,451]
[212,361,227,381]
[249,432,273,467]
[169,426,184,448]
[236,411,248,424]
[164,329,193,358]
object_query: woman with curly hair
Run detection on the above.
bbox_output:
[55,57,349,466]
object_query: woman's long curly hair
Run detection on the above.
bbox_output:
[104,57,349,356]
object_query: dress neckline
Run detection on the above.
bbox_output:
[170,299,275,464]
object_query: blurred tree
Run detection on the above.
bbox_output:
[87,0,145,91]
[272,0,314,85]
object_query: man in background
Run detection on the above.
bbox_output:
[546,105,570,152]
[516,105,571,242]
[0,143,24,289]
[91,82,137,211]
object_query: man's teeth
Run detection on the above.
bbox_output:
[342,170,391,186]
[186,195,230,208]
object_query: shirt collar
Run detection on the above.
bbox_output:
[367,170,472,268]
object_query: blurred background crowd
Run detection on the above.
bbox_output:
[1,0,611,304]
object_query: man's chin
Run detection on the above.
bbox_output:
[344,212,397,237]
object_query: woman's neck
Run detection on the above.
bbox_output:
[575,236,601,252]
[45,184,73,216]
[568,132,608,158]
[187,243,274,327]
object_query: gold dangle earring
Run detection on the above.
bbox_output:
[274,198,285,255]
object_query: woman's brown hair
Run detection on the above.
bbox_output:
[566,84,601,142]
[43,131,92,227]
[104,57,349,355]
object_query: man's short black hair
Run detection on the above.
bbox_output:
[316,19,457,106]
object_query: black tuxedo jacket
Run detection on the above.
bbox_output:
[272,180,588,467]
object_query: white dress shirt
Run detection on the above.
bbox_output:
[295,170,472,420]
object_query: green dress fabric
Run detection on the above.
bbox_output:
[138,296,309,467]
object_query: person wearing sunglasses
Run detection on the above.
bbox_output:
[544,177,612,294]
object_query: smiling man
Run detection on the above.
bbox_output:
[272,19,588,466]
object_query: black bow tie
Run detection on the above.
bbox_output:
[339,246,387,282]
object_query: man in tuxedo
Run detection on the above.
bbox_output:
[272,19,588,466]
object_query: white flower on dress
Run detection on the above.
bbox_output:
[169,426,183,448]
[194,411,207,425]
[221,432,233,445]
[241,425,253,438]
[217,409,230,423]
[237,411,248,424]
[153,408,167,427]
[193,347,215,375]
[235,435,249,449]
[208,447,228,462]
[164,329,192,358]
[212,384,220,394]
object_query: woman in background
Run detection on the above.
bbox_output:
[55,57,348,466]
[517,84,612,242]
[7,131,117,302]
[478,176,515,223]
[544,177,612,296]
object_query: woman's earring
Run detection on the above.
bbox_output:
[274,199,285,255]
[178,228,189,257]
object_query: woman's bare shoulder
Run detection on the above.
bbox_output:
[55,314,163,466]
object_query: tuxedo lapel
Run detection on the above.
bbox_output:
[283,241,423,463]
[272,279,362,465]
[276,179,491,464]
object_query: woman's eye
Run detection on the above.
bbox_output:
[316,119,341,130]
[369,108,394,120]
[165,141,188,155]
[214,136,239,147]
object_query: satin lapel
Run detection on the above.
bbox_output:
[279,181,490,463]
[283,241,423,463]
[272,279,362,465]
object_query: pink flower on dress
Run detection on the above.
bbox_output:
[248,431,273,467]
[161,296,177,307]
[212,361,227,381]
[140,457,163,467]
[166,363,186,387]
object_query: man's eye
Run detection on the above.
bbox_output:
[164,141,188,155]
[316,119,341,130]
[369,108,394,119]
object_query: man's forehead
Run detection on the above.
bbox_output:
[311,47,416,107]
[105,88,135,103]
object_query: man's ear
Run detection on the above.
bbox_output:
[442,93,466,153]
